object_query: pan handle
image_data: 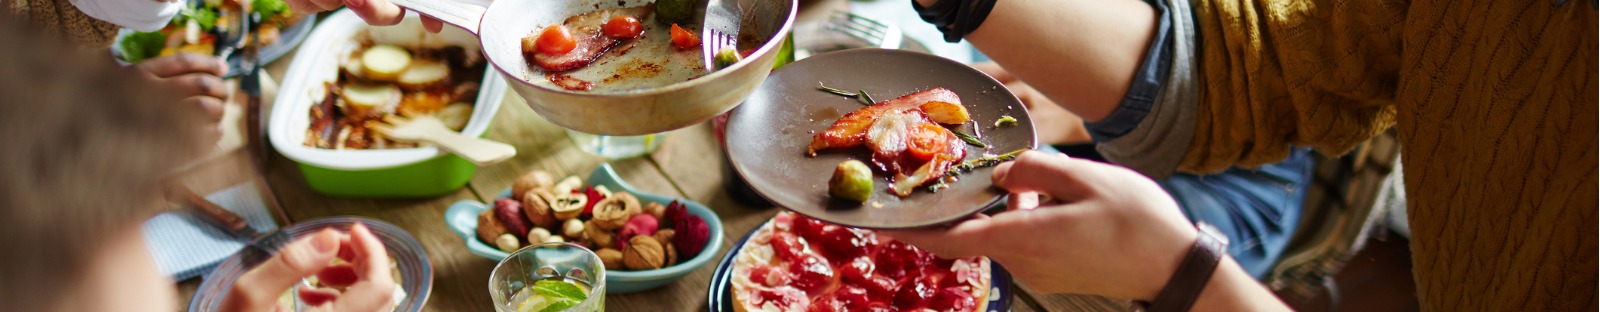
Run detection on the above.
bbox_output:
[389,0,490,35]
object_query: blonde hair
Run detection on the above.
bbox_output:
[0,14,209,311]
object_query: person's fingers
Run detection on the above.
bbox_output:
[284,0,323,13]
[182,95,225,122]
[224,229,342,311]
[422,17,444,33]
[167,73,229,100]
[879,216,1000,259]
[348,223,391,279]
[991,151,1099,203]
[138,53,228,78]
[307,0,343,11]
[334,225,398,311]
[970,62,1014,83]
[345,0,406,26]
[1007,191,1039,210]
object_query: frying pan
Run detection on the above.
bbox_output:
[388,0,797,135]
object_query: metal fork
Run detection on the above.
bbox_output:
[212,8,251,63]
[827,11,902,49]
[701,0,742,71]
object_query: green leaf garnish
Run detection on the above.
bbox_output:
[119,31,168,63]
[533,279,587,301]
[952,130,987,148]
[253,0,291,19]
[995,115,1018,127]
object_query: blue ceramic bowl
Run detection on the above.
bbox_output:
[445,163,725,293]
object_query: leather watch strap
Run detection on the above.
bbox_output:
[1147,225,1228,312]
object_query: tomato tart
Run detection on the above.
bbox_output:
[730,212,991,312]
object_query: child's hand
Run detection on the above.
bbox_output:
[220,223,397,312]
[136,53,226,136]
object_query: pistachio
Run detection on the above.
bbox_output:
[521,190,560,228]
[584,220,615,248]
[549,192,588,220]
[494,233,521,252]
[563,218,586,239]
[512,170,554,201]
[591,192,642,231]
[526,227,553,244]
[597,248,626,270]
[622,235,665,270]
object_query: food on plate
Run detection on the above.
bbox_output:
[295,240,408,310]
[507,278,591,312]
[520,5,711,93]
[807,88,974,197]
[304,33,486,150]
[994,115,1017,127]
[731,212,991,312]
[477,169,712,271]
[828,160,874,202]
[669,23,701,49]
[715,48,743,69]
[522,6,654,73]
[118,0,305,63]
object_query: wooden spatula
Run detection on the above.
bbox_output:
[374,115,517,166]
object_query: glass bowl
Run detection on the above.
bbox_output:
[188,217,434,311]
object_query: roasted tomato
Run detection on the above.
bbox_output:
[669,23,700,49]
[905,122,948,161]
[535,25,577,55]
[602,16,643,39]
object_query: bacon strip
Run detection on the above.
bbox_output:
[526,6,652,72]
[807,88,962,155]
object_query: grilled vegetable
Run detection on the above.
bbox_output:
[829,160,874,202]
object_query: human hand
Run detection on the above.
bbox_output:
[137,53,227,137]
[221,223,396,312]
[971,62,1091,145]
[882,151,1196,301]
[284,0,444,33]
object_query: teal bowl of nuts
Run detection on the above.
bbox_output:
[444,163,725,293]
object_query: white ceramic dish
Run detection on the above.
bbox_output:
[269,10,508,171]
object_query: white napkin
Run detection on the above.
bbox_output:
[142,183,280,280]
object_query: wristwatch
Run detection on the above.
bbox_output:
[1145,223,1229,312]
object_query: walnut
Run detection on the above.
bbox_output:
[584,220,615,248]
[597,248,626,270]
[622,235,665,270]
[591,192,642,231]
[477,210,511,245]
[549,192,588,220]
[512,170,554,201]
[521,190,559,228]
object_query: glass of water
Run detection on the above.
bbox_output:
[489,242,606,312]
[566,129,666,160]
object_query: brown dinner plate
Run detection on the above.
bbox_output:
[725,49,1037,229]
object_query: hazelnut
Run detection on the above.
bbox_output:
[544,235,565,244]
[512,170,554,201]
[644,202,667,220]
[494,233,521,252]
[563,218,586,239]
[584,220,615,248]
[622,236,665,270]
[521,190,559,228]
[591,192,642,231]
[653,229,676,246]
[549,193,588,220]
[597,248,625,270]
[527,227,553,244]
[477,210,511,245]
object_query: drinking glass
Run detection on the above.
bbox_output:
[489,242,607,312]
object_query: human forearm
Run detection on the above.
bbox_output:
[960,0,1158,122]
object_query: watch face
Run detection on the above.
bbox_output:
[1196,222,1230,246]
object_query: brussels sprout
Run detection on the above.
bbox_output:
[829,160,874,202]
[655,0,694,24]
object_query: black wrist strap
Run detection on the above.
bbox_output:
[913,0,998,43]
[1147,227,1227,312]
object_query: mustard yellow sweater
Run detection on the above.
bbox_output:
[1189,0,1596,309]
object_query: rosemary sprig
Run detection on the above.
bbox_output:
[816,82,875,105]
[945,148,1030,177]
[952,130,988,148]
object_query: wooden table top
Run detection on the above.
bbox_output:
[169,2,1131,310]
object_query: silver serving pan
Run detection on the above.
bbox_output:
[388,0,797,135]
